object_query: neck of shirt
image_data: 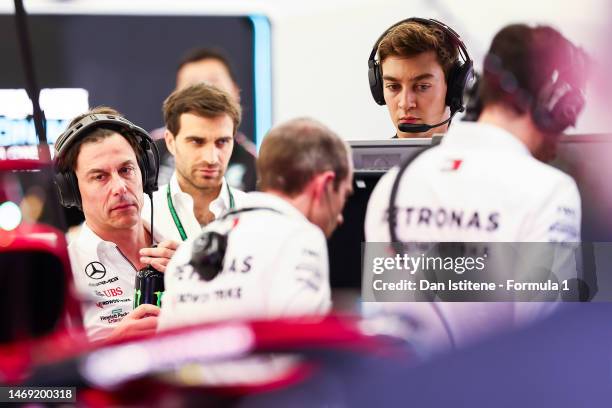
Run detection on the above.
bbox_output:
[175,173,224,225]
[88,221,150,269]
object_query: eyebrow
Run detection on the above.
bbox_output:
[185,135,233,141]
[85,160,135,176]
[119,159,136,168]
[383,73,435,82]
[86,168,106,176]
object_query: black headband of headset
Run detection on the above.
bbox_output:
[368,17,471,69]
[55,113,151,156]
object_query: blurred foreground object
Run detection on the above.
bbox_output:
[0,159,84,382]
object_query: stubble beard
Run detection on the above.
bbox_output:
[177,164,224,193]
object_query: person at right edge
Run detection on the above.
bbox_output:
[365,24,588,352]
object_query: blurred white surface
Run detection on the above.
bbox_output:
[1,0,608,139]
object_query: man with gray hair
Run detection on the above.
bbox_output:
[158,118,353,328]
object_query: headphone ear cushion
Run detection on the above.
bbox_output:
[138,138,159,195]
[142,148,158,194]
[368,60,386,105]
[67,171,82,210]
[551,89,585,129]
[533,80,585,134]
[190,231,228,281]
[54,171,82,210]
[128,132,159,195]
[137,153,149,194]
[445,60,474,113]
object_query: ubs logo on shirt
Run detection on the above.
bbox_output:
[95,287,124,298]
[85,261,107,280]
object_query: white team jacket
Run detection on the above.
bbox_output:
[68,222,163,341]
[364,122,582,351]
[141,172,247,243]
[158,192,332,330]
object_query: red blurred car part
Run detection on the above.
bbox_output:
[0,159,85,382]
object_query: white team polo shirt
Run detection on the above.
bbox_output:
[366,121,581,243]
[68,222,163,341]
[363,122,581,351]
[158,192,331,331]
[142,172,247,242]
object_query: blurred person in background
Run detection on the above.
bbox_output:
[152,48,257,191]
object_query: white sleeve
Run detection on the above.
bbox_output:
[514,177,582,323]
[364,167,399,242]
[522,176,581,242]
[265,226,331,318]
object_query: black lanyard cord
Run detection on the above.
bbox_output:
[148,191,155,246]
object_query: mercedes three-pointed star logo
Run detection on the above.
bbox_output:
[85,261,107,280]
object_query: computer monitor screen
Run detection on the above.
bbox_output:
[328,139,432,288]
[0,13,259,147]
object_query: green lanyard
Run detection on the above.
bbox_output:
[166,182,235,241]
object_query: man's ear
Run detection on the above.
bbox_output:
[164,129,176,157]
[312,171,335,202]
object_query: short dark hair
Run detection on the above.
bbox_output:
[163,83,242,136]
[479,24,584,114]
[56,106,143,173]
[177,48,237,84]
[257,118,350,196]
[378,20,459,81]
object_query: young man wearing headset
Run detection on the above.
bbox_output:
[364,24,587,351]
[367,18,473,139]
[54,107,178,342]
[142,83,248,243]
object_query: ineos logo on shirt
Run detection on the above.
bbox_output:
[85,261,107,280]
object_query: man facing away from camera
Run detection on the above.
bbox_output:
[158,117,354,329]
[364,24,587,352]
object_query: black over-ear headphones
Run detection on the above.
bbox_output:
[190,207,281,281]
[368,17,473,114]
[531,44,587,134]
[483,36,587,135]
[54,113,159,209]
